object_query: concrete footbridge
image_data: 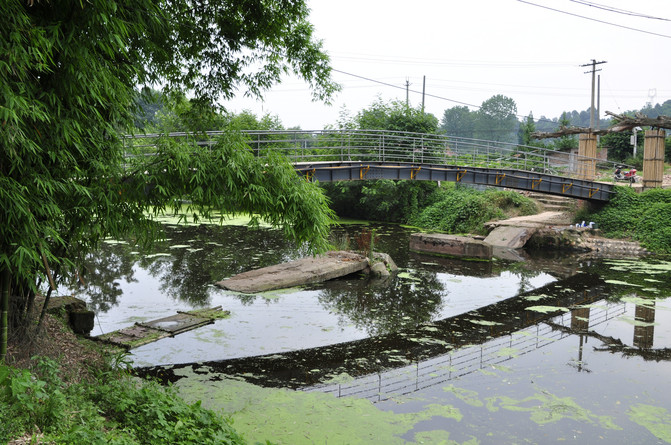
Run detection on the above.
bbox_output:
[126,129,622,202]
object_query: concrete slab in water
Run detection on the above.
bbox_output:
[215,250,369,294]
[484,226,535,249]
[409,233,492,260]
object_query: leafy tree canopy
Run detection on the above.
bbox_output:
[474,95,518,143]
[0,0,338,340]
[440,106,475,139]
[341,98,439,134]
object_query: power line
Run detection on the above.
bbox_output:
[332,68,482,110]
[517,0,671,39]
[331,68,566,125]
[568,0,671,22]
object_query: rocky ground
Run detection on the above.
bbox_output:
[5,311,109,384]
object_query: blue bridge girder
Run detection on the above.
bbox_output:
[295,161,613,201]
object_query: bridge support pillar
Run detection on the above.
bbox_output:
[577,133,597,180]
[643,129,665,190]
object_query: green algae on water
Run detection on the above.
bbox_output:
[628,404,671,443]
[525,305,570,314]
[173,367,463,445]
[485,390,621,430]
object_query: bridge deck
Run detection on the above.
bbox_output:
[295,161,614,201]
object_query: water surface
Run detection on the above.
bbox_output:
[71,222,671,444]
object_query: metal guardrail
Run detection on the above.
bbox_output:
[124,129,623,178]
[124,130,623,200]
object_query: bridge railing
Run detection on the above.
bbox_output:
[123,129,623,181]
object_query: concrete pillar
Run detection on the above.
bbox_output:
[633,302,655,349]
[577,133,597,180]
[643,129,665,190]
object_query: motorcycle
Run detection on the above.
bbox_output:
[614,166,639,183]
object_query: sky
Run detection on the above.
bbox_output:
[222,0,671,130]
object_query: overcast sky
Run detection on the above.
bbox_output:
[223,0,671,129]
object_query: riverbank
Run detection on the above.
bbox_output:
[485,210,649,255]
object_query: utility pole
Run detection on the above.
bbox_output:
[405,78,411,107]
[596,75,602,132]
[581,59,606,130]
[421,75,426,113]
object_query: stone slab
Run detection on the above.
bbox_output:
[484,226,536,249]
[409,233,492,260]
[215,250,370,294]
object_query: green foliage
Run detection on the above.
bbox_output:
[342,98,439,134]
[474,95,518,143]
[585,187,641,238]
[440,106,475,138]
[0,360,67,440]
[1,0,337,336]
[123,130,335,252]
[636,203,671,254]
[409,187,537,235]
[321,180,438,223]
[552,112,578,152]
[0,358,248,444]
[585,186,671,253]
[601,131,636,162]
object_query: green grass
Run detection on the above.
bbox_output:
[579,186,671,254]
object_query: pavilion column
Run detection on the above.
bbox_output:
[643,129,665,190]
[577,133,597,180]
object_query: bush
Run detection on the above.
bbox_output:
[586,186,671,253]
[408,187,537,235]
[588,186,642,238]
[636,202,671,253]
[0,356,249,444]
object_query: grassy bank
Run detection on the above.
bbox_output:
[322,181,539,235]
[577,186,671,254]
[1,316,253,445]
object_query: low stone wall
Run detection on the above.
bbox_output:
[410,233,493,260]
[527,227,649,255]
[47,296,95,335]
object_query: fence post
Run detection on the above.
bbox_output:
[381,134,385,162]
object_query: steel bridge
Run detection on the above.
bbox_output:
[126,129,620,201]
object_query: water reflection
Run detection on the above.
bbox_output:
[312,272,447,336]
[136,271,607,388]
[73,224,303,311]
[77,242,138,313]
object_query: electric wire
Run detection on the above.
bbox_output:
[517,0,671,38]
[332,67,606,125]
[567,0,671,22]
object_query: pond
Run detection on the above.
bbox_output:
[69,220,671,444]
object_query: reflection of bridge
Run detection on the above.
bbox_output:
[127,130,619,201]
[136,273,617,393]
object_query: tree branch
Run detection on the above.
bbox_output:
[531,111,671,139]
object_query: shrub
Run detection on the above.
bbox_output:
[586,186,671,254]
[0,357,248,444]
[408,187,534,235]
[588,186,642,237]
[635,202,671,253]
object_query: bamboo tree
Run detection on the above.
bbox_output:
[0,0,338,340]
[1,269,9,363]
